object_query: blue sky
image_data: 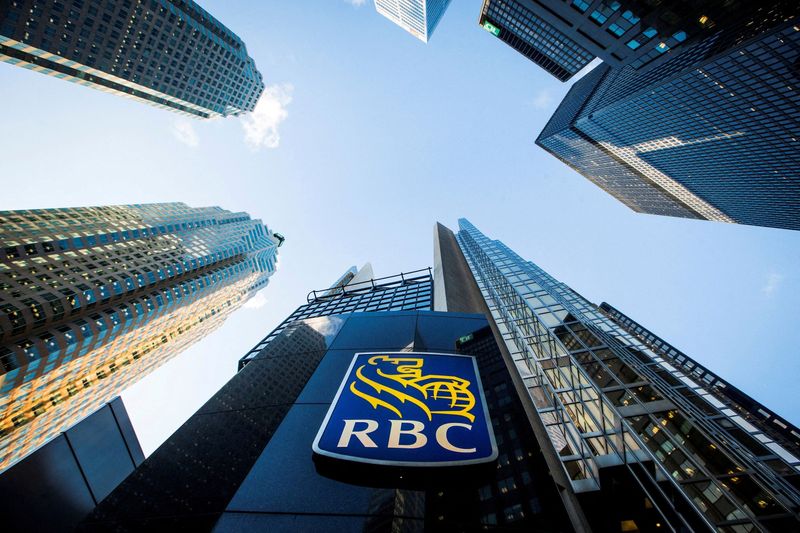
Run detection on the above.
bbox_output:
[1,0,798,455]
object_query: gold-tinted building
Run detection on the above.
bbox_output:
[0,202,282,472]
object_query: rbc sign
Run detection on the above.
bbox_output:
[313,352,497,467]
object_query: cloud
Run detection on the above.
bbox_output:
[529,88,553,110]
[172,119,199,147]
[762,272,783,296]
[243,292,268,309]
[344,0,366,6]
[241,83,294,150]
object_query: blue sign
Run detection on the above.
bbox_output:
[313,352,497,467]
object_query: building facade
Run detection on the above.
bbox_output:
[478,0,596,81]
[374,0,452,43]
[0,397,144,531]
[455,218,800,531]
[478,0,790,81]
[0,202,281,473]
[79,220,799,532]
[81,266,576,531]
[0,0,264,118]
[535,4,800,230]
[238,264,433,370]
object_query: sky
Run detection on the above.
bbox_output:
[1,0,799,456]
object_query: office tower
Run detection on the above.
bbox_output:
[374,0,452,43]
[81,266,575,531]
[536,9,800,230]
[478,0,789,81]
[0,202,281,473]
[82,220,799,532]
[238,263,433,369]
[455,218,800,531]
[0,0,264,118]
[0,397,144,531]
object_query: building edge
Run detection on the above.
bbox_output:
[434,221,593,533]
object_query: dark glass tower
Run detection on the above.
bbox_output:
[479,0,595,81]
[479,0,790,81]
[0,0,263,118]
[238,264,434,369]
[80,266,575,531]
[80,221,799,532]
[535,5,800,230]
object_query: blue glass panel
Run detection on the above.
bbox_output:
[414,314,488,353]
[621,10,639,23]
[571,0,590,12]
[590,10,607,24]
[608,23,625,37]
[329,313,416,351]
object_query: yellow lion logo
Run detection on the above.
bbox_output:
[349,355,476,422]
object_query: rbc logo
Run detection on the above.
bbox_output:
[313,352,497,467]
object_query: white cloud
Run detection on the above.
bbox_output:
[241,83,294,150]
[344,0,367,6]
[243,292,268,309]
[530,88,553,110]
[762,272,783,296]
[172,119,199,148]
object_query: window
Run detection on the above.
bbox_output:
[621,10,639,24]
[571,0,590,13]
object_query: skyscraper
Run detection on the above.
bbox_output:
[0,0,264,118]
[478,0,596,81]
[374,0,452,43]
[536,10,800,230]
[80,220,799,532]
[478,0,789,81]
[0,202,281,473]
[81,266,576,531]
[238,263,434,370]
[455,218,800,531]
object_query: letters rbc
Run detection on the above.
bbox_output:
[337,419,477,454]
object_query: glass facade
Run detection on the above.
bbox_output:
[374,0,452,43]
[0,202,281,473]
[456,218,800,531]
[600,302,800,458]
[537,8,800,231]
[0,0,264,118]
[81,312,573,531]
[239,267,434,369]
[479,1,789,81]
[480,0,596,81]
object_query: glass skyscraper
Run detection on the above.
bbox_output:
[456,218,800,531]
[0,0,264,118]
[478,1,790,81]
[238,264,434,370]
[0,202,281,473]
[535,5,799,231]
[81,265,580,531]
[374,0,452,43]
[79,220,799,531]
[479,0,596,81]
